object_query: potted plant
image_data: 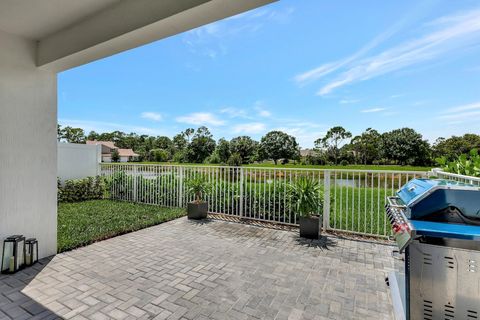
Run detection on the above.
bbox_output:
[289,176,323,239]
[186,176,209,219]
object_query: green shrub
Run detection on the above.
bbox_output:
[227,153,242,166]
[173,150,187,163]
[436,149,480,177]
[58,176,106,202]
[111,149,120,162]
[150,148,170,162]
[204,151,221,164]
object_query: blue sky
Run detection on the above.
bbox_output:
[59,0,480,148]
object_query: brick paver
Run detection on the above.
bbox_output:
[0,218,395,319]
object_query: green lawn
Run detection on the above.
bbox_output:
[109,161,431,172]
[57,200,185,253]
[330,186,393,236]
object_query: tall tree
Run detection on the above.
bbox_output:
[86,131,99,141]
[314,126,352,165]
[350,128,381,165]
[229,136,258,164]
[57,124,63,141]
[155,136,173,150]
[184,128,194,143]
[215,138,231,163]
[60,126,85,143]
[380,128,431,165]
[259,131,299,165]
[432,134,480,160]
[173,133,188,151]
[187,126,216,163]
[111,149,120,162]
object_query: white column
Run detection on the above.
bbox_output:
[0,30,57,260]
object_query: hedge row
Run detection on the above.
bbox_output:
[58,176,106,203]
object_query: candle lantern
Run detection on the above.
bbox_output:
[1,235,26,274]
[25,238,38,266]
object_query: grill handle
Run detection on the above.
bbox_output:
[386,196,407,209]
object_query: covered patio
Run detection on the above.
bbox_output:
[0,218,395,319]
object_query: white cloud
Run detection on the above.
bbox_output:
[219,107,248,118]
[183,7,294,58]
[314,8,480,95]
[58,119,166,136]
[439,110,480,122]
[273,125,327,148]
[140,112,162,121]
[441,101,480,113]
[294,11,412,86]
[294,8,480,95]
[253,101,271,117]
[257,109,271,117]
[175,112,225,126]
[233,122,266,134]
[339,99,359,104]
[361,107,388,113]
[437,101,480,123]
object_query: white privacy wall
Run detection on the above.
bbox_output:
[0,30,57,260]
[58,143,101,180]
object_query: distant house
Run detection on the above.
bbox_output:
[300,149,315,157]
[86,140,139,162]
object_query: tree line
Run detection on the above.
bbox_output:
[57,124,480,166]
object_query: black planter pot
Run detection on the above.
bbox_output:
[299,216,321,239]
[187,201,208,220]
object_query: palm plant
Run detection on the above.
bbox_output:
[289,176,323,217]
[186,176,209,203]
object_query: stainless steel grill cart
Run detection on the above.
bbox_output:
[385,178,480,320]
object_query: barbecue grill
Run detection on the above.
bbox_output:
[385,178,480,320]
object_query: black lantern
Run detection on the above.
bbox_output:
[1,235,26,274]
[25,238,38,266]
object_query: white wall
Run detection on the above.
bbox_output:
[0,30,57,261]
[58,143,101,180]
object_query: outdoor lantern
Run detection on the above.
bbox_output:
[1,235,26,274]
[25,238,38,266]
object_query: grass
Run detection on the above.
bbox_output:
[111,161,431,172]
[330,186,393,236]
[57,200,185,253]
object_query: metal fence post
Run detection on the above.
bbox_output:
[178,166,184,208]
[133,165,138,203]
[323,170,331,232]
[239,167,244,218]
[96,145,102,176]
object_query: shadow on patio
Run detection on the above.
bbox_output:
[0,217,395,319]
[0,257,58,319]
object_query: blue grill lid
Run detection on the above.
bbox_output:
[397,179,437,206]
[397,178,480,220]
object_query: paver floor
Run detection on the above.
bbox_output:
[0,217,396,319]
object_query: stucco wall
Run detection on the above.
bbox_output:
[0,30,57,261]
[58,143,101,180]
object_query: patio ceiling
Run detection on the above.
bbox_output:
[0,0,276,72]
[0,0,121,40]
